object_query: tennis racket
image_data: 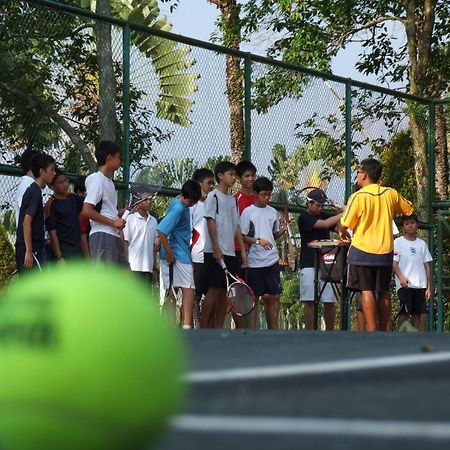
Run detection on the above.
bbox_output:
[122,180,162,221]
[293,186,343,211]
[219,260,256,317]
[281,190,297,272]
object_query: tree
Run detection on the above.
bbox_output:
[208,0,245,163]
[241,0,450,214]
[0,0,198,172]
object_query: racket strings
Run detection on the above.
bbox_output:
[228,282,254,316]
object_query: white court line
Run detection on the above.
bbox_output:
[184,351,450,383]
[172,415,450,440]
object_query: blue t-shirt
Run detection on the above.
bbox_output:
[157,196,191,264]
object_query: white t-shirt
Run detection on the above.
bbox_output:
[190,201,206,263]
[393,236,432,291]
[84,171,119,237]
[14,175,34,227]
[123,212,157,272]
[203,189,239,257]
[240,204,280,268]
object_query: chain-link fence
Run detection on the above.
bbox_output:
[1,0,448,329]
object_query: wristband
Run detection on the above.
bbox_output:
[56,255,63,260]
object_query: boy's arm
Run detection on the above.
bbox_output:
[80,234,90,259]
[206,218,222,263]
[82,203,125,230]
[235,224,248,266]
[48,230,64,263]
[157,230,174,264]
[424,261,431,301]
[315,212,343,229]
[392,260,409,288]
[23,214,34,268]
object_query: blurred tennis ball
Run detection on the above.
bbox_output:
[0,263,186,450]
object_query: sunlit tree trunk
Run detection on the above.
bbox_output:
[435,104,449,200]
[96,0,117,142]
[209,0,245,163]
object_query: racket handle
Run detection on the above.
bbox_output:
[219,259,227,270]
[122,210,131,220]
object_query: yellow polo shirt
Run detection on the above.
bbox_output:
[341,184,414,255]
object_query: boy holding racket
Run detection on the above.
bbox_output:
[201,161,248,329]
[240,177,285,329]
[15,153,56,273]
[340,158,414,332]
[298,188,343,330]
[393,213,432,330]
[82,141,127,265]
[157,180,201,329]
[190,168,215,328]
[123,187,159,287]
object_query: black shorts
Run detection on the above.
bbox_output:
[246,262,281,297]
[398,288,426,316]
[235,251,244,278]
[347,264,392,292]
[193,262,208,297]
[204,253,237,289]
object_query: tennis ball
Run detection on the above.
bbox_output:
[0,263,186,450]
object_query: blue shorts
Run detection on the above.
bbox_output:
[246,262,281,297]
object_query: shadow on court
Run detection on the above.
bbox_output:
[155,330,450,450]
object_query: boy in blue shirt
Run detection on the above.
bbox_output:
[157,180,201,329]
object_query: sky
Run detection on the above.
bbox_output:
[160,1,382,86]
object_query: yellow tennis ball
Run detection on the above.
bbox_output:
[0,263,186,450]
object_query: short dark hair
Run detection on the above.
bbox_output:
[253,177,273,193]
[95,141,121,166]
[30,153,55,178]
[19,148,40,174]
[214,161,236,183]
[74,176,87,194]
[236,160,256,177]
[192,167,214,183]
[52,167,66,183]
[181,179,201,202]
[360,158,382,182]
[401,213,419,225]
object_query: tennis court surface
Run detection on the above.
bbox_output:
[155,330,450,450]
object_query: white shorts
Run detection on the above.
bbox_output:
[300,267,336,303]
[160,260,195,290]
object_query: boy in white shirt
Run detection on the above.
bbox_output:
[82,141,127,265]
[393,214,432,330]
[123,189,158,286]
[200,161,247,329]
[240,177,285,329]
[190,168,215,328]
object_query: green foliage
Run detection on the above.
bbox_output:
[0,223,16,291]
[379,129,417,206]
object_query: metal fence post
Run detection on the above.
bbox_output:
[344,79,352,202]
[122,22,131,192]
[427,101,436,331]
[244,53,252,161]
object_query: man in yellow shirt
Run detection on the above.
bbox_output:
[339,158,414,331]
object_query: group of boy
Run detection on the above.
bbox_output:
[301,157,431,331]
[14,143,431,332]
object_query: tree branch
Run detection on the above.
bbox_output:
[0,81,97,171]
[329,15,405,54]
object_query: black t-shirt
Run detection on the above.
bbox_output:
[16,182,44,246]
[45,194,84,248]
[298,211,332,269]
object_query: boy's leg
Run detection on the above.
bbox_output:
[180,287,195,328]
[323,303,336,331]
[213,289,228,328]
[300,267,315,330]
[302,301,315,330]
[320,281,336,331]
[263,294,280,330]
[173,261,196,329]
[199,287,219,328]
[361,290,378,331]
[376,291,391,331]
